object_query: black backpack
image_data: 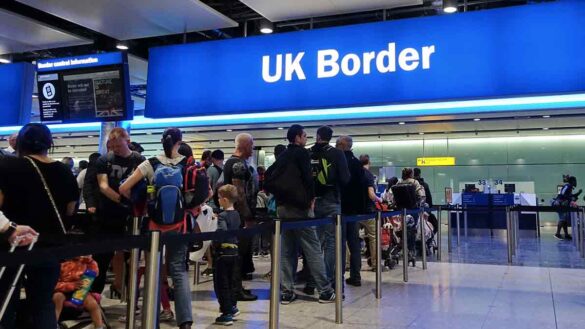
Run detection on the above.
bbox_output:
[391,182,418,209]
[264,152,311,210]
[310,145,336,196]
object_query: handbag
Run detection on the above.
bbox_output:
[25,156,67,234]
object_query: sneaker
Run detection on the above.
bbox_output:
[231,306,240,317]
[252,252,260,258]
[554,233,563,240]
[318,291,336,304]
[160,309,175,322]
[215,314,233,326]
[281,291,297,305]
[565,234,573,241]
[302,286,315,295]
[345,277,361,287]
[202,268,214,277]
[260,251,270,257]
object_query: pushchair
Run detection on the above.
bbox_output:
[415,212,437,257]
[382,214,417,268]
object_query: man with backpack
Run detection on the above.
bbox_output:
[222,133,258,301]
[308,126,350,290]
[264,124,335,304]
[92,127,144,295]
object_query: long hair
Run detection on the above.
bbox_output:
[162,128,182,158]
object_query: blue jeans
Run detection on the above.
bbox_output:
[278,205,333,295]
[165,233,193,326]
[314,199,341,287]
[0,262,60,329]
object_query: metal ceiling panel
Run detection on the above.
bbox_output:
[17,0,239,40]
[0,9,90,55]
[240,0,422,22]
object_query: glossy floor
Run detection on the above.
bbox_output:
[100,226,585,329]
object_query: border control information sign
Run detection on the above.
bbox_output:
[146,1,585,119]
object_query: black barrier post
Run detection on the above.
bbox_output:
[463,204,468,240]
[506,207,513,264]
[402,209,408,283]
[269,220,281,329]
[447,207,452,253]
[375,211,382,299]
[456,205,461,246]
[420,208,427,270]
[141,231,161,329]
[335,214,343,324]
[126,216,141,329]
[437,206,442,261]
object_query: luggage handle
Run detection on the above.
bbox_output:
[0,234,39,321]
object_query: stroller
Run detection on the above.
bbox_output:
[381,214,417,268]
[415,212,438,257]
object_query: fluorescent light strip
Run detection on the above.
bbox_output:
[0,93,584,134]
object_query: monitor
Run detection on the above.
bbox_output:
[504,184,516,193]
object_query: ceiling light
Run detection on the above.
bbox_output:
[543,127,549,130]
[32,95,38,98]
[419,132,425,135]
[0,58,11,64]
[226,129,232,132]
[443,0,458,14]
[398,122,406,125]
[277,127,284,130]
[542,115,550,118]
[87,135,94,138]
[259,19,274,34]
[116,43,129,50]
[473,118,481,121]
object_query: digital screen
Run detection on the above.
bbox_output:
[36,52,131,123]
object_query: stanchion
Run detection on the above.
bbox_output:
[420,208,427,270]
[511,209,516,256]
[580,208,585,258]
[141,231,161,329]
[506,207,512,264]
[463,204,468,239]
[447,207,452,253]
[269,220,282,329]
[456,205,461,246]
[335,214,343,324]
[571,211,578,249]
[126,216,141,329]
[402,209,408,283]
[375,211,382,299]
[437,206,442,261]
[535,199,541,238]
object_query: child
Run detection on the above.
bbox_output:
[213,184,241,326]
[53,256,104,329]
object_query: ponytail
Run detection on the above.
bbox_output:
[163,134,174,158]
[161,127,183,158]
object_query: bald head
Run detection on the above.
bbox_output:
[235,133,254,159]
[8,133,17,149]
[336,135,353,151]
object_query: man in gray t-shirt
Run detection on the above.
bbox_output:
[207,150,225,209]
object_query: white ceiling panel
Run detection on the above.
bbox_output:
[128,54,148,85]
[0,9,90,55]
[240,0,422,22]
[17,0,238,40]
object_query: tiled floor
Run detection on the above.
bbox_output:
[98,225,585,329]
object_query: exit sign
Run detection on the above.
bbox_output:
[417,157,456,166]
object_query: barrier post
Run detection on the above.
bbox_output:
[578,213,583,257]
[335,214,343,324]
[514,209,519,252]
[437,206,442,261]
[535,199,541,238]
[141,231,161,329]
[511,209,516,256]
[506,207,512,264]
[463,204,468,239]
[580,208,585,258]
[447,207,452,253]
[456,205,461,246]
[125,216,141,329]
[375,211,382,299]
[571,211,578,248]
[402,209,408,283]
[269,220,281,329]
[420,208,427,270]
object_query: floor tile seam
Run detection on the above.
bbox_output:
[479,264,510,329]
[548,268,559,329]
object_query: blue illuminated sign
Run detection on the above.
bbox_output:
[37,52,124,72]
[0,63,35,126]
[146,0,585,119]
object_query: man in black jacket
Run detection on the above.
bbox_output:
[336,135,367,286]
[265,124,335,304]
[414,168,433,207]
[309,126,350,290]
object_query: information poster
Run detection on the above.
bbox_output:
[37,73,62,122]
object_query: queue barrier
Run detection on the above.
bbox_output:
[0,207,434,329]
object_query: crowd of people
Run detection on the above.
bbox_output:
[0,122,438,329]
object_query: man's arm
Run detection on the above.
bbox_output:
[98,174,122,204]
[336,149,351,186]
[232,178,252,220]
[299,149,315,201]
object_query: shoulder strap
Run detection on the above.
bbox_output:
[25,157,67,234]
[149,157,162,169]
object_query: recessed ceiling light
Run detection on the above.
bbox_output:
[419,132,425,135]
[0,58,11,64]
[443,0,458,13]
[259,19,274,34]
[146,132,152,135]
[542,115,550,118]
[226,129,232,132]
[116,44,129,50]
[398,122,406,125]
[277,127,284,130]
[87,135,94,138]
[473,118,481,121]
[219,139,224,142]
[543,127,549,130]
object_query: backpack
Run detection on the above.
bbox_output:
[149,158,185,226]
[391,182,418,209]
[310,145,336,196]
[264,153,311,210]
[183,157,210,209]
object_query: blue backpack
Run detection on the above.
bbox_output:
[149,158,185,226]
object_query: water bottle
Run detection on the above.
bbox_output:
[69,269,97,307]
[147,185,156,201]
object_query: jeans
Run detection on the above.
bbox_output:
[278,205,333,295]
[314,199,341,287]
[165,233,193,326]
[0,262,60,329]
[213,253,239,314]
[346,222,362,280]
